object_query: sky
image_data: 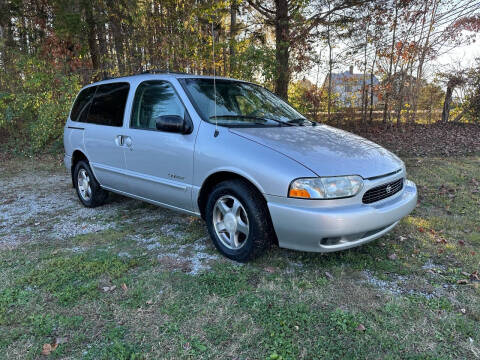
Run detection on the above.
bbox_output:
[304,32,479,87]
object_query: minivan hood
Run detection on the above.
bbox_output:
[229,125,403,179]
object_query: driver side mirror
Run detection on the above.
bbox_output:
[155,115,192,134]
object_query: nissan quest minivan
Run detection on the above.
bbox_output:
[64,72,417,261]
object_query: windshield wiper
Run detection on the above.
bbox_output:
[209,115,295,127]
[288,118,316,126]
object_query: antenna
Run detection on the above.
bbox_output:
[212,16,219,137]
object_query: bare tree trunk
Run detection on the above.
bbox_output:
[369,54,376,124]
[382,0,398,124]
[96,22,108,73]
[452,110,464,122]
[106,0,125,75]
[84,2,100,71]
[396,68,406,126]
[274,0,290,100]
[327,14,333,123]
[411,0,438,123]
[361,25,368,125]
[229,0,238,75]
[441,85,454,123]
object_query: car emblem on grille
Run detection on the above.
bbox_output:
[386,185,392,193]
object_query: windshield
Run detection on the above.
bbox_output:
[180,78,312,127]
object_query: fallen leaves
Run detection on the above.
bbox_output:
[121,283,128,292]
[264,266,276,273]
[343,122,480,157]
[41,343,56,356]
[55,337,68,345]
[41,338,67,356]
[436,238,447,244]
[356,324,366,332]
[470,271,479,281]
[325,271,334,280]
[459,270,480,284]
[102,285,116,292]
[388,253,398,260]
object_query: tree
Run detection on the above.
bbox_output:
[440,70,466,123]
[247,0,361,100]
[461,59,480,122]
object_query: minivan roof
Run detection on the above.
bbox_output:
[85,72,251,88]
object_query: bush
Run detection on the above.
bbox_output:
[0,56,81,153]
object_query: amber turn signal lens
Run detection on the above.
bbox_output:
[289,188,311,198]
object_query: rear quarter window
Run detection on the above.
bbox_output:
[70,86,96,122]
[87,82,130,127]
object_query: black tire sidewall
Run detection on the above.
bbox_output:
[205,180,270,261]
[73,160,105,207]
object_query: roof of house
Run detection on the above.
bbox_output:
[327,71,380,87]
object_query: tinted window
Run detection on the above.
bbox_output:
[70,86,96,123]
[87,82,130,126]
[131,81,185,130]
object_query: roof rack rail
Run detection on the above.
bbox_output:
[140,69,189,75]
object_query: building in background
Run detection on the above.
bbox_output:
[323,66,380,107]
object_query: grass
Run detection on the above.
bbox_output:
[0,155,479,359]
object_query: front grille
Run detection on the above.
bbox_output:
[362,178,403,204]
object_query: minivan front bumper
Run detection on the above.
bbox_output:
[266,179,417,252]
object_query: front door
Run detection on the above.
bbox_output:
[122,80,196,212]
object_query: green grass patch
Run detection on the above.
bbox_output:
[22,251,139,305]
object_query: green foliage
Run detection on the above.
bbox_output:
[288,79,340,120]
[463,62,480,122]
[329,308,361,332]
[0,55,81,153]
[234,44,277,89]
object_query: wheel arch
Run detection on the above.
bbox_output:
[71,150,89,186]
[197,170,266,219]
[198,170,279,247]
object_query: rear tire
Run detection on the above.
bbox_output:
[205,179,274,262]
[73,160,108,208]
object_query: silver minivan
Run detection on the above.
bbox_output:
[64,73,417,261]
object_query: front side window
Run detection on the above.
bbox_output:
[70,86,96,123]
[87,82,130,127]
[180,78,312,127]
[131,81,186,130]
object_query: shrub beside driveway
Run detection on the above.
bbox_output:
[0,155,479,359]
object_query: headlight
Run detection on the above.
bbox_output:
[289,176,363,199]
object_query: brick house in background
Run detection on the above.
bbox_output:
[323,66,380,107]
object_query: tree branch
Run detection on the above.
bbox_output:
[293,0,366,41]
[247,0,275,20]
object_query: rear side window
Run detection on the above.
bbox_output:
[87,82,130,126]
[70,86,96,122]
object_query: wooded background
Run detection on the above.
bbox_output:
[0,0,479,153]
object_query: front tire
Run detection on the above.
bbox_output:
[205,180,274,262]
[73,160,108,208]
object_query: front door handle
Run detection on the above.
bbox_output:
[115,135,125,146]
[115,135,132,149]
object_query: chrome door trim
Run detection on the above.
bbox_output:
[100,185,200,216]
[91,161,188,191]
